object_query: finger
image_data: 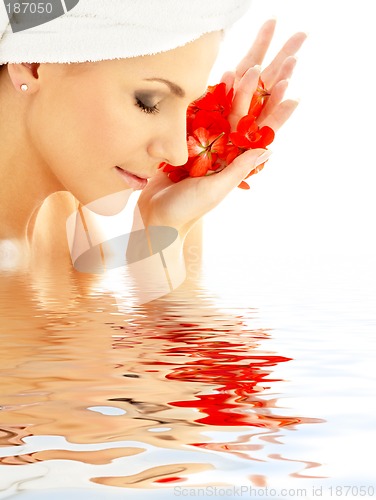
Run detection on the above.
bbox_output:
[257,79,289,123]
[201,149,273,203]
[259,99,299,133]
[256,57,296,107]
[229,66,260,130]
[235,19,277,82]
[261,32,307,88]
[274,55,297,84]
[220,71,235,93]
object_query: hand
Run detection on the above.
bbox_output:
[222,19,307,132]
[136,20,307,238]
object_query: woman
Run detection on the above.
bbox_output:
[0,0,306,281]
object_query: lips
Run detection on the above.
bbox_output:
[115,166,148,190]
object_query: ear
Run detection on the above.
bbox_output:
[6,63,40,93]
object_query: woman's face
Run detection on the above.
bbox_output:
[26,31,221,207]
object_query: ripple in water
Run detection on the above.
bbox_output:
[0,269,326,493]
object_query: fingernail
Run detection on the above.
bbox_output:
[286,55,297,65]
[253,65,261,72]
[255,150,272,167]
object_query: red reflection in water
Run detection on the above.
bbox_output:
[154,476,186,483]
[165,340,293,426]
[109,307,324,476]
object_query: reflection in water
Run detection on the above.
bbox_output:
[0,268,325,492]
[166,342,294,426]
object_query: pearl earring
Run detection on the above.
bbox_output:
[20,84,28,91]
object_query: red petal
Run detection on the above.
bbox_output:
[258,126,275,147]
[169,168,190,183]
[189,154,211,177]
[211,134,228,155]
[229,132,252,149]
[225,146,241,164]
[194,127,210,145]
[187,136,203,157]
[192,111,230,135]
[237,115,257,134]
[161,164,176,173]
[193,82,233,117]
[248,101,263,119]
[238,180,250,189]
[187,127,211,156]
[246,162,266,178]
[248,78,270,118]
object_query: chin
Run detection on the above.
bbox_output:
[76,188,134,217]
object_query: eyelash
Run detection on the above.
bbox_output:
[135,97,160,115]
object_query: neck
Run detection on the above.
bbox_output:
[0,69,64,242]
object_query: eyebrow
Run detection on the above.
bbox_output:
[143,78,185,98]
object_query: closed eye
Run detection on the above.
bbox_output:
[135,97,160,115]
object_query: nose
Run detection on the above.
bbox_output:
[148,111,189,167]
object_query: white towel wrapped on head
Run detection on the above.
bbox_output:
[0,0,252,64]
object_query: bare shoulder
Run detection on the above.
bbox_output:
[30,191,79,265]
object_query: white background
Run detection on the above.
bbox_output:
[203,0,375,258]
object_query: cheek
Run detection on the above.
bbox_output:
[28,85,146,174]
[72,87,156,166]
[71,92,131,161]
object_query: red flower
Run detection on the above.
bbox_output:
[186,83,234,134]
[189,82,234,118]
[228,113,274,191]
[230,115,275,150]
[160,78,275,189]
[160,162,190,183]
[187,128,227,177]
[248,79,271,118]
[191,109,231,136]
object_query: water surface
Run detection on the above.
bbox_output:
[0,253,375,499]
